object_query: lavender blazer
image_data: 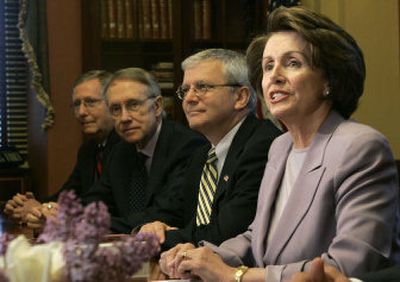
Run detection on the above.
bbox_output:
[206,111,400,281]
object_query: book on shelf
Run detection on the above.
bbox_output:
[107,0,117,38]
[151,61,174,90]
[151,0,160,39]
[168,0,173,38]
[193,0,203,39]
[116,0,126,38]
[142,0,152,39]
[137,0,144,38]
[125,0,135,39]
[159,0,169,39]
[158,82,174,89]
[193,0,212,40]
[99,0,173,40]
[202,0,212,39]
[100,0,108,38]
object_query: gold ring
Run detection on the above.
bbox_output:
[182,251,187,259]
[47,203,53,209]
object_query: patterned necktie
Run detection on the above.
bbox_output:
[95,144,104,179]
[128,152,148,213]
[196,147,218,226]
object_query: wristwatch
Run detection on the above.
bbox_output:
[234,265,249,282]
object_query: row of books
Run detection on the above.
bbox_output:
[100,0,174,40]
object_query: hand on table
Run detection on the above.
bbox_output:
[138,221,177,244]
[4,192,39,220]
[159,243,197,278]
[287,258,350,282]
[24,202,58,230]
[174,246,235,281]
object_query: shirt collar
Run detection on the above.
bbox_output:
[136,119,162,158]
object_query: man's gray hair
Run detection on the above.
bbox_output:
[103,67,161,100]
[182,48,256,111]
[72,70,112,94]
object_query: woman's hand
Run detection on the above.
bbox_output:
[176,246,236,281]
[287,258,350,282]
[159,243,196,278]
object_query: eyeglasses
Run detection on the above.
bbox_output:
[108,96,156,117]
[72,98,103,111]
[176,82,242,100]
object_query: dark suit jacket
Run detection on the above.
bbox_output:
[163,115,281,249]
[43,130,120,202]
[82,120,205,233]
[358,266,400,282]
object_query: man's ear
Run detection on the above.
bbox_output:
[234,86,251,111]
[153,95,164,116]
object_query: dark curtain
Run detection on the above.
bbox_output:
[18,0,54,129]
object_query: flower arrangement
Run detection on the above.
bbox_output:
[0,191,160,282]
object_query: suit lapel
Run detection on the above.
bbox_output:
[265,111,343,264]
[213,116,257,202]
[253,134,291,266]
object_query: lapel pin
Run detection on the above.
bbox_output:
[223,175,229,182]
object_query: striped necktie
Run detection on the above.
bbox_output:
[196,147,218,226]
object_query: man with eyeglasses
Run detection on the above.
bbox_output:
[81,67,205,233]
[4,70,120,228]
[139,49,281,254]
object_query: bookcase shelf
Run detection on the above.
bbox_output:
[82,0,268,122]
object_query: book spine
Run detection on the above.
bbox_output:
[142,0,152,39]
[159,0,168,39]
[100,0,109,38]
[108,0,117,38]
[137,0,144,38]
[167,0,173,38]
[125,0,135,38]
[193,0,202,40]
[202,0,211,39]
[150,0,160,39]
[116,0,126,38]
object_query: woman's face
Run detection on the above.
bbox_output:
[261,31,331,125]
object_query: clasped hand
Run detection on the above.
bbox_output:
[159,243,235,281]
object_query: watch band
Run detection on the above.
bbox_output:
[234,265,249,282]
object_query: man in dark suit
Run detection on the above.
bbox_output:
[82,67,205,233]
[4,70,119,228]
[139,49,281,252]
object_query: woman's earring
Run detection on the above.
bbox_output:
[324,88,330,97]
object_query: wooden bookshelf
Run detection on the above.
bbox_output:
[81,0,268,122]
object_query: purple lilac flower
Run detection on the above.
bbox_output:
[38,191,85,243]
[74,202,110,244]
[35,191,160,281]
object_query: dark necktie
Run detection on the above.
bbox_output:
[95,144,105,179]
[196,147,218,226]
[128,152,148,213]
